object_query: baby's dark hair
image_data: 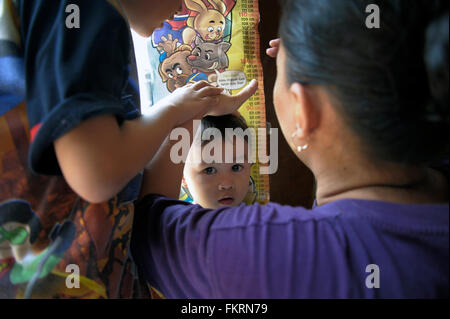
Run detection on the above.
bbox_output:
[279,0,449,165]
[200,114,251,145]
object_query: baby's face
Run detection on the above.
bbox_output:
[184,138,252,209]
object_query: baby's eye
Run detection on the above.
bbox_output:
[176,67,183,74]
[208,26,214,32]
[167,73,174,78]
[203,167,217,175]
[217,26,222,33]
[205,53,211,60]
[232,164,244,172]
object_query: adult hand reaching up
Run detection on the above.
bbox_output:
[266,38,280,58]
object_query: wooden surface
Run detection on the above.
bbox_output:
[258,0,315,208]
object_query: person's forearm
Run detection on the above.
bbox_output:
[139,81,259,200]
[54,80,256,203]
[54,103,179,203]
[139,120,197,199]
[139,138,184,200]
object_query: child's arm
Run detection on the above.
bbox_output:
[55,81,257,203]
[54,81,220,203]
[139,80,259,200]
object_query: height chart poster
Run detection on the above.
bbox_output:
[134,0,270,205]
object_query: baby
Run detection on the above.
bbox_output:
[182,114,254,209]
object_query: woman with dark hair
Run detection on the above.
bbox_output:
[131,0,449,298]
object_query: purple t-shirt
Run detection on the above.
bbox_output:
[131,195,449,298]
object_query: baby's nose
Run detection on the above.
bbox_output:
[218,184,233,191]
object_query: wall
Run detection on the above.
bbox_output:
[258,0,315,208]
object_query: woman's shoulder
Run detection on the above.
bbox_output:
[208,200,357,232]
[137,194,448,236]
[210,198,449,235]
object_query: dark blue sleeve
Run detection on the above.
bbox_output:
[18,0,139,175]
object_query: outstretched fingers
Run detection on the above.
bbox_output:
[191,80,211,91]
[198,86,224,98]
[230,79,258,106]
[207,79,258,116]
[266,38,280,58]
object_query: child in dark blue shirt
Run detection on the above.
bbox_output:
[0,0,256,298]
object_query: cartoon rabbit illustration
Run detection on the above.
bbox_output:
[183,0,228,46]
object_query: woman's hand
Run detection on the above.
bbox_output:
[266,38,280,58]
